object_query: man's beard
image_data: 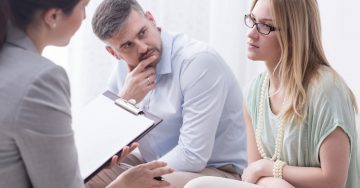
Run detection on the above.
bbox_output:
[139,48,159,62]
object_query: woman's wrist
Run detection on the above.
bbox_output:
[105,173,127,188]
[259,159,276,178]
[273,159,286,178]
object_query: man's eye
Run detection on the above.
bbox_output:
[123,42,132,49]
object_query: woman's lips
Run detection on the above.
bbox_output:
[248,42,259,48]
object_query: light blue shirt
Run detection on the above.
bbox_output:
[108,30,247,174]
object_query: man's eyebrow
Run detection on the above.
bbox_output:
[119,26,147,48]
[137,26,147,35]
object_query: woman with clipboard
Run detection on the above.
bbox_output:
[0,0,173,187]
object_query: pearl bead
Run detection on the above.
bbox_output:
[255,74,286,161]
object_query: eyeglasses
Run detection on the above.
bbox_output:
[244,14,277,35]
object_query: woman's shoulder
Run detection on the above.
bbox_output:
[3,44,67,90]
[306,65,355,121]
[2,43,60,76]
[308,66,349,98]
[0,44,70,131]
[246,72,267,96]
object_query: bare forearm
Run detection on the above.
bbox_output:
[105,173,127,188]
[256,177,294,188]
[282,166,344,188]
[283,128,349,188]
[106,180,125,188]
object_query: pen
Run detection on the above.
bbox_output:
[153,176,163,181]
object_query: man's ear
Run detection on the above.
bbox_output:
[43,8,61,29]
[145,11,156,26]
[106,46,122,60]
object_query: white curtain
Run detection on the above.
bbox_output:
[44,0,360,112]
[44,0,263,110]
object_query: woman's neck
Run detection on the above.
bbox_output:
[25,21,47,54]
[265,61,282,91]
[265,61,286,115]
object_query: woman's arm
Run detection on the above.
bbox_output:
[254,127,350,188]
[106,161,173,188]
[242,104,270,183]
[243,104,261,164]
[281,127,350,188]
[244,127,350,188]
[15,66,84,188]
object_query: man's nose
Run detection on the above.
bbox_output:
[135,39,148,54]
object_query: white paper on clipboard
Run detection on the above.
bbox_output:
[72,91,161,182]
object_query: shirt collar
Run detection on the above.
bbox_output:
[6,25,38,54]
[156,30,173,75]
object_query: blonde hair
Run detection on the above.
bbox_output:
[251,0,358,123]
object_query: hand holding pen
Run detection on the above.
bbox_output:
[107,161,174,188]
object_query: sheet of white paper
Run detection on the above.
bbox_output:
[72,94,154,179]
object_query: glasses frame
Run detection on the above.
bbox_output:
[244,14,277,35]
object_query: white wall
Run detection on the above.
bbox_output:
[43,0,360,115]
[318,0,360,110]
[320,0,360,126]
[44,1,117,109]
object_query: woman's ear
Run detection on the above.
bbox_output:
[42,8,61,29]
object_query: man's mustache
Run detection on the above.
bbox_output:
[139,49,156,61]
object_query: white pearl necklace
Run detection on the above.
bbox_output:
[255,74,286,161]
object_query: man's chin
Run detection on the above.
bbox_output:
[146,55,161,68]
[146,61,158,69]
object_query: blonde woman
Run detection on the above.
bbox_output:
[185,0,359,187]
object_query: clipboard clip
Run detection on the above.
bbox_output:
[114,98,143,115]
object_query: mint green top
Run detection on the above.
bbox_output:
[245,66,359,187]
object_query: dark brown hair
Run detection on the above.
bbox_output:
[0,1,9,49]
[0,0,80,49]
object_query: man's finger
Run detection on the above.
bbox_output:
[146,74,156,84]
[132,56,157,74]
[142,68,156,79]
[127,64,135,72]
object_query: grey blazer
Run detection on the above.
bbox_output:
[0,28,83,188]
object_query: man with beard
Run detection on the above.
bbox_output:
[89,0,247,187]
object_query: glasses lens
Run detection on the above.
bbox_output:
[245,15,254,28]
[257,23,271,35]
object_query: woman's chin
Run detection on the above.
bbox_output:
[52,38,71,47]
[247,54,260,61]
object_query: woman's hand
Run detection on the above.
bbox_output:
[108,143,139,168]
[107,161,174,188]
[242,159,274,184]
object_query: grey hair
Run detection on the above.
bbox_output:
[92,0,144,41]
